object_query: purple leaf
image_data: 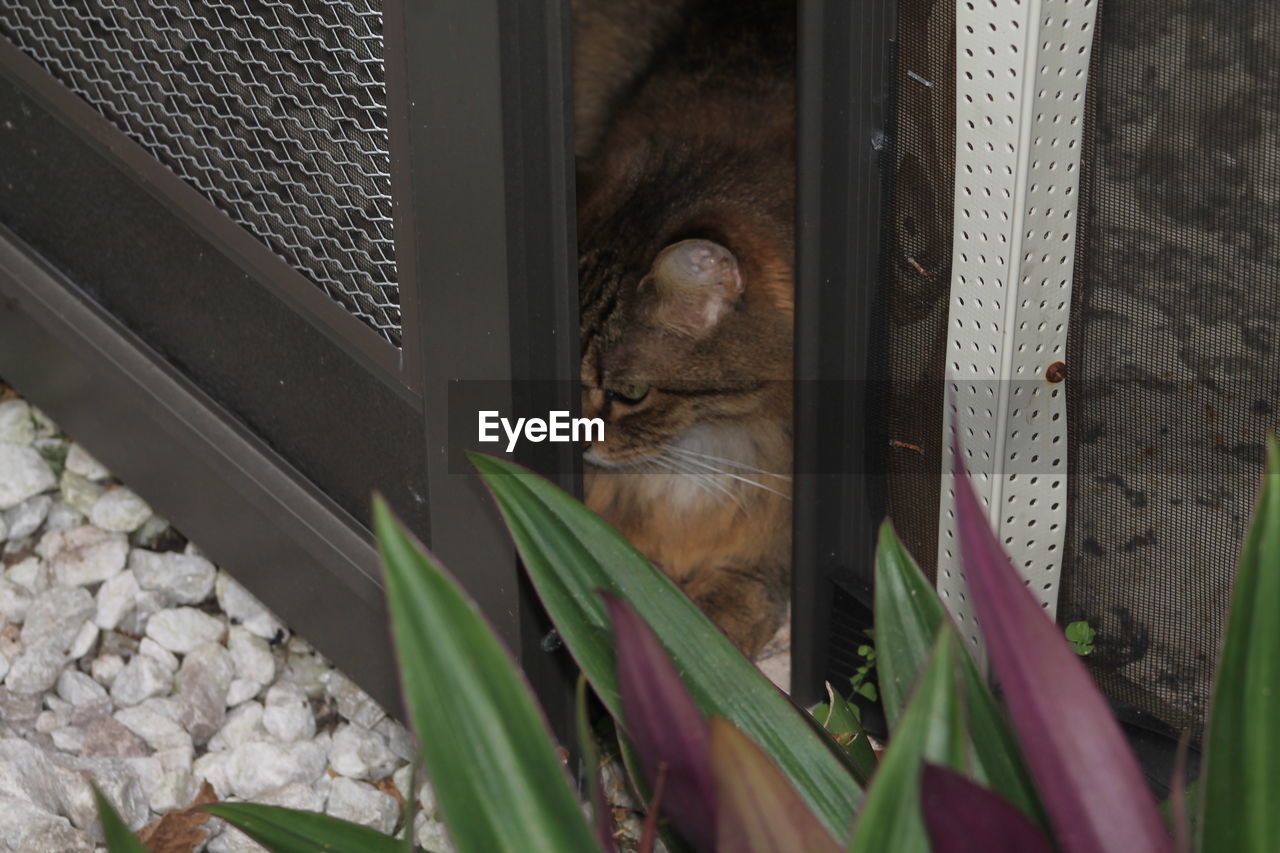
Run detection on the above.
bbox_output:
[602,592,716,851]
[710,718,844,853]
[920,763,1054,853]
[951,434,1172,853]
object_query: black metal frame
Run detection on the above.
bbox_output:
[791,0,897,705]
[0,0,579,726]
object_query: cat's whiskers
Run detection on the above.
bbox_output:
[650,452,749,514]
[665,447,792,500]
[666,446,792,481]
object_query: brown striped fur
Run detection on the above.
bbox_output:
[574,0,796,657]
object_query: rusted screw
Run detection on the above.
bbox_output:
[1045,361,1067,383]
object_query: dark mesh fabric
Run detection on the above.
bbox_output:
[0,0,400,345]
[879,0,956,581]
[1062,0,1280,736]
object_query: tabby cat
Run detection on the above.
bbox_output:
[573,0,796,658]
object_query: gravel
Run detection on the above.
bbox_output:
[0,391,452,852]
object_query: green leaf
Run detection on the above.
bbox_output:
[873,521,948,727]
[372,498,598,853]
[470,453,860,840]
[848,628,968,853]
[95,788,148,853]
[1198,434,1280,852]
[816,683,878,785]
[960,653,1047,827]
[873,520,1044,826]
[203,804,408,853]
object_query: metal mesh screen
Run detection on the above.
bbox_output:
[878,0,955,580]
[0,0,400,345]
[1061,0,1279,735]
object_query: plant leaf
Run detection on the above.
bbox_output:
[919,763,1054,853]
[470,453,860,840]
[1198,434,1280,852]
[816,682,878,784]
[710,718,843,853]
[604,592,716,851]
[848,627,968,853]
[95,787,148,853]
[874,521,1043,824]
[203,803,408,853]
[951,435,1172,853]
[617,731,698,853]
[874,521,948,726]
[372,498,598,853]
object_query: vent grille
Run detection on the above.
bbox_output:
[0,0,400,345]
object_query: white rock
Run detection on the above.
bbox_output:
[226,622,273,701]
[208,701,266,753]
[64,444,110,481]
[68,622,98,660]
[80,713,150,758]
[3,494,51,541]
[89,654,124,687]
[227,740,326,799]
[114,703,193,753]
[21,586,94,651]
[88,489,152,534]
[375,717,416,762]
[0,654,8,683]
[0,515,6,542]
[138,637,178,673]
[58,471,103,516]
[130,513,172,548]
[178,642,233,741]
[145,607,225,654]
[325,672,385,729]
[259,780,326,813]
[215,572,284,640]
[328,723,397,781]
[4,644,64,694]
[93,571,139,631]
[0,445,56,511]
[117,589,171,636]
[0,401,34,446]
[0,579,32,624]
[43,500,85,533]
[130,549,215,605]
[57,670,107,706]
[149,765,196,813]
[51,726,86,753]
[280,647,329,699]
[415,812,456,853]
[193,751,233,800]
[326,776,398,834]
[393,761,412,798]
[5,556,47,595]
[41,526,128,588]
[109,654,173,707]
[0,795,94,852]
[51,752,151,834]
[261,681,314,742]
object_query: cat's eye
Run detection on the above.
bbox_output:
[605,384,650,404]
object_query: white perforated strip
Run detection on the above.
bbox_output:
[936,0,1097,656]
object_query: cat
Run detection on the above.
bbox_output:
[573,0,796,658]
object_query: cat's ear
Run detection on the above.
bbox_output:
[647,239,744,335]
